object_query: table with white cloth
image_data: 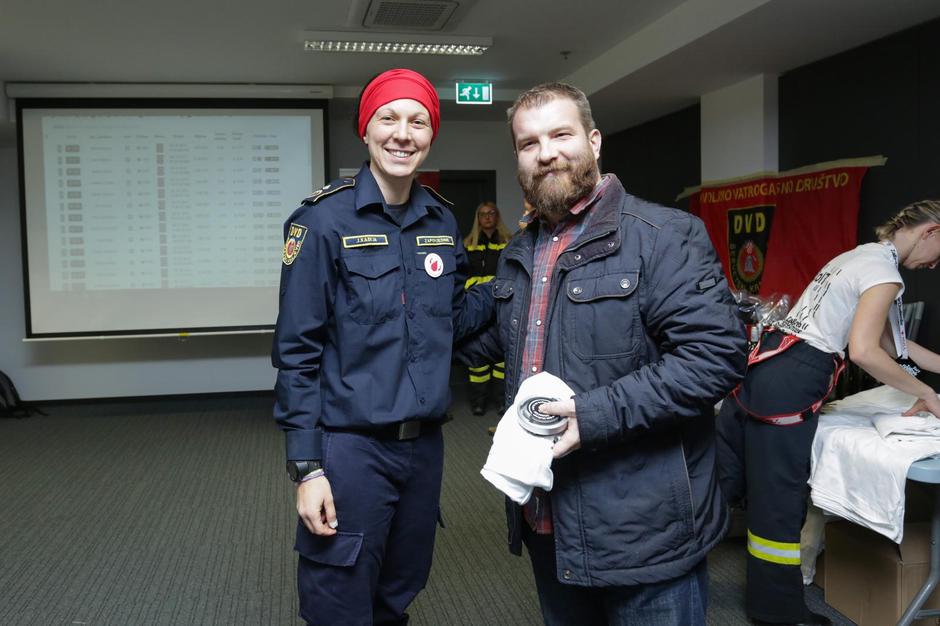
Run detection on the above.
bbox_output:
[808,386,940,626]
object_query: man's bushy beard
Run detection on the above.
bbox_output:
[518,149,600,222]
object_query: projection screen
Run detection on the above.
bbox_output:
[17,99,327,338]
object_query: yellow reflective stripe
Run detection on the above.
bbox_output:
[747,530,800,565]
[466,244,485,252]
[468,365,490,373]
[486,242,507,250]
[469,374,491,383]
[491,369,505,380]
[465,275,495,289]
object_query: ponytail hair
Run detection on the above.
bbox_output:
[875,199,940,240]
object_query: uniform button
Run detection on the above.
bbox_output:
[408,311,415,319]
[511,318,518,326]
[536,320,542,326]
[574,254,582,261]
[552,236,559,242]
[541,276,547,283]
[620,278,631,289]
[419,397,426,404]
[572,286,583,295]
[531,366,538,373]
[563,569,572,580]
[607,241,615,248]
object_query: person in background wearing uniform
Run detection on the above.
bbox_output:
[272,68,493,626]
[716,199,940,625]
[463,201,511,415]
[461,82,746,626]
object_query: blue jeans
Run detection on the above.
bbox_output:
[522,525,708,626]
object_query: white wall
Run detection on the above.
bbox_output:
[700,74,778,182]
[0,111,523,401]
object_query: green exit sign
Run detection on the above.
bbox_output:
[455,81,492,105]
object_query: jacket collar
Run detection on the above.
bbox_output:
[508,174,626,271]
[353,162,443,228]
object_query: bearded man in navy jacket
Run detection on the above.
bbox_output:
[461,82,747,626]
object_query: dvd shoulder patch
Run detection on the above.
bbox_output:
[303,178,356,205]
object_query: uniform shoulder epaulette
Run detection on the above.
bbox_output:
[303,177,356,205]
[422,185,453,207]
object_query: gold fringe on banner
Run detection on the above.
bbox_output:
[675,155,888,202]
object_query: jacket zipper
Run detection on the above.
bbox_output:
[679,439,698,539]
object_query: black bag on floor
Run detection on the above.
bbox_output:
[0,370,32,418]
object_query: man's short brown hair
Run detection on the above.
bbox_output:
[506,82,596,146]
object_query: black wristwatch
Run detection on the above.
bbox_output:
[286,460,322,483]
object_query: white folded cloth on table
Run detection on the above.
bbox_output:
[871,414,940,440]
[480,372,574,505]
[810,385,940,543]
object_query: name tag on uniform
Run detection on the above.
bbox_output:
[416,235,455,247]
[342,234,389,248]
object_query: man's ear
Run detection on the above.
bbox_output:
[589,128,602,159]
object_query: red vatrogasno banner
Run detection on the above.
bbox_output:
[681,156,886,300]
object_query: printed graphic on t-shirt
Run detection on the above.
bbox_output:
[776,266,842,336]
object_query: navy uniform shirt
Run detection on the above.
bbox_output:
[273,163,493,461]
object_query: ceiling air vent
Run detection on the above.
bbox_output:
[363,0,459,31]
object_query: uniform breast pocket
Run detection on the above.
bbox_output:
[342,253,402,324]
[415,251,456,317]
[564,270,641,359]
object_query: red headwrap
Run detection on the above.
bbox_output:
[357,69,440,141]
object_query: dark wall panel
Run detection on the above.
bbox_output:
[780,17,940,386]
[600,104,700,210]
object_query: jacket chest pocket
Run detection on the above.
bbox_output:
[492,278,518,364]
[414,250,456,317]
[342,253,402,324]
[564,270,640,359]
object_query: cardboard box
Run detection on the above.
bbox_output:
[825,520,940,626]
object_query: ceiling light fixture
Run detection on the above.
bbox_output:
[303,31,492,56]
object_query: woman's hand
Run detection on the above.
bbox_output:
[297,475,338,536]
[903,394,940,419]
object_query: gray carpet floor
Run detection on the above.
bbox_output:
[0,381,853,625]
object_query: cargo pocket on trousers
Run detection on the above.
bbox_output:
[295,524,364,567]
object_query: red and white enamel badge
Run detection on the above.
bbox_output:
[424,253,444,278]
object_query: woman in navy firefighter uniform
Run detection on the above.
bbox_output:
[463,201,510,415]
[717,199,940,625]
[272,69,493,626]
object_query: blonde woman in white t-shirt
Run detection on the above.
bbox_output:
[715,199,940,626]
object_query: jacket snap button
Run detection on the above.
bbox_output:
[574,254,582,261]
[563,569,572,580]
[572,286,583,295]
[511,318,518,326]
[620,279,630,289]
[607,241,615,248]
